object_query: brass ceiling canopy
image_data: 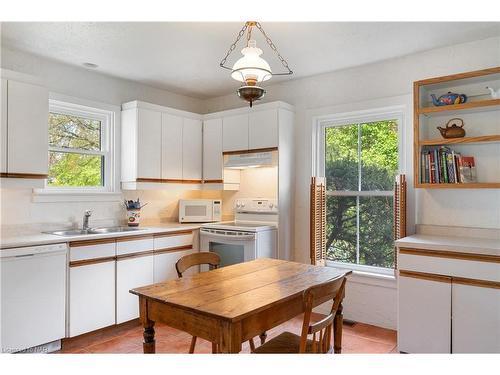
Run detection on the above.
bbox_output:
[219,21,293,107]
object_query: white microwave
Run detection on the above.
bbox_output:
[179,199,222,223]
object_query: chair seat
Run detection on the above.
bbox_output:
[253,331,331,354]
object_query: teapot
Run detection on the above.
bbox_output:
[437,118,465,139]
[431,92,467,106]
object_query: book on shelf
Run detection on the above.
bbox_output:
[420,146,477,184]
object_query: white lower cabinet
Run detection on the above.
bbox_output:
[452,283,500,353]
[398,246,500,353]
[116,255,154,324]
[68,232,198,335]
[69,261,116,337]
[153,249,196,283]
[398,275,452,353]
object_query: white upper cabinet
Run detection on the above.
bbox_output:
[203,118,223,181]
[6,80,48,175]
[223,113,249,152]
[182,118,202,180]
[161,113,183,180]
[1,79,7,173]
[121,101,203,188]
[249,109,278,149]
[136,108,162,180]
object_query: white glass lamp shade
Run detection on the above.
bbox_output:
[231,40,272,84]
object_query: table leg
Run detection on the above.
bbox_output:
[219,321,242,354]
[259,332,267,345]
[333,302,343,354]
[140,297,156,354]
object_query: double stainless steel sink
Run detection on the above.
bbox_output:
[45,226,144,237]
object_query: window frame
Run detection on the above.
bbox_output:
[33,95,121,202]
[314,106,405,274]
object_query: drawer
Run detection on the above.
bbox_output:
[154,231,193,251]
[398,250,500,283]
[116,235,154,256]
[69,239,116,262]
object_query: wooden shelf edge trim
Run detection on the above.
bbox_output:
[399,269,451,283]
[153,230,194,238]
[0,173,48,179]
[153,245,193,255]
[415,66,500,86]
[69,238,116,247]
[222,147,278,156]
[399,247,500,263]
[116,250,154,261]
[418,99,500,115]
[69,256,116,267]
[399,269,500,289]
[419,135,500,146]
[414,183,500,189]
[203,179,224,184]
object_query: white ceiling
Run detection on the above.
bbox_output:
[2,22,499,99]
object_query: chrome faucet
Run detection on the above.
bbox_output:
[83,210,92,231]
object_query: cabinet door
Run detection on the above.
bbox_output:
[203,118,223,181]
[452,283,500,353]
[248,109,278,149]
[153,249,197,283]
[69,261,116,337]
[7,80,48,175]
[136,108,161,179]
[182,118,202,180]
[1,79,6,173]
[398,275,451,353]
[116,255,154,324]
[161,113,183,180]
[223,114,248,152]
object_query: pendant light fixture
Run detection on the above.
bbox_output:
[219,21,293,107]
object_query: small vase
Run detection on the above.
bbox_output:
[126,209,141,227]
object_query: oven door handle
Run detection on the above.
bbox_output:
[200,230,256,241]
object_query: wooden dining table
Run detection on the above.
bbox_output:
[130,258,350,354]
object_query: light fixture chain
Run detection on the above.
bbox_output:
[255,22,293,74]
[219,23,248,68]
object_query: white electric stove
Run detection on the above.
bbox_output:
[200,198,278,267]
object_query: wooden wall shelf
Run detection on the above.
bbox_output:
[418,99,500,115]
[415,183,500,189]
[414,67,500,189]
[419,135,500,146]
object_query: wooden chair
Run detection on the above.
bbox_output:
[253,275,347,354]
[175,252,256,354]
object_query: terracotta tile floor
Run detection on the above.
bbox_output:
[57,314,397,354]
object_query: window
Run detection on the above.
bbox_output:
[47,100,114,192]
[317,110,401,273]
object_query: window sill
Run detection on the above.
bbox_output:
[32,190,123,203]
[326,261,397,289]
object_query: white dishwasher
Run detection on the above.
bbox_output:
[1,243,67,353]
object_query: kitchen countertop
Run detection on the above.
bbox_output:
[0,223,202,249]
[396,234,500,257]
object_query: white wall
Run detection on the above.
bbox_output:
[0,47,206,228]
[203,36,500,329]
[201,166,278,218]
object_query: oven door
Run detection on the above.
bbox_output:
[200,228,257,268]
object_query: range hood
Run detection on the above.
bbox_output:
[224,151,274,169]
